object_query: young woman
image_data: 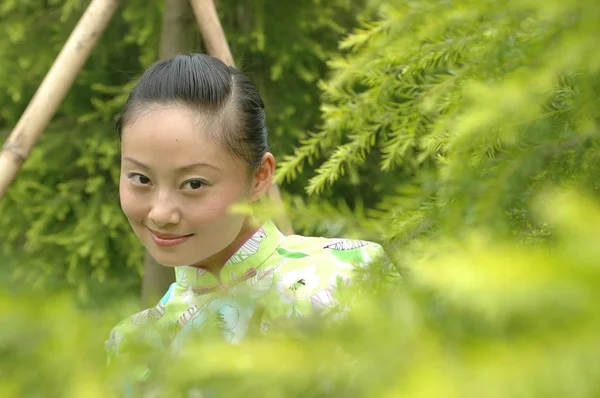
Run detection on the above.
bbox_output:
[106,53,390,382]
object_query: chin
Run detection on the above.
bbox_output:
[147,251,191,267]
[157,261,182,267]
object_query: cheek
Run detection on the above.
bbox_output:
[119,182,145,222]
[220,184,252,210]
[191,186,250,222]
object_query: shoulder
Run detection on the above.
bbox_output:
[105,285,177,365]
[261,233,394,318]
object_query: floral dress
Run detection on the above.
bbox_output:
[106,221,391,391]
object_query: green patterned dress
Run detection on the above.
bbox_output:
[106,220,390,389]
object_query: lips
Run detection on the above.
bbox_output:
[147,228,194,247]
[150,230,192,239]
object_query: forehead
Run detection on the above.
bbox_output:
[120,107,241,172]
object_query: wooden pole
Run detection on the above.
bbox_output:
[189,0,234,66]
[189,0,294,235]
[0,0,120,201]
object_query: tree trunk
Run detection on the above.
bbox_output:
[140,0,196,307]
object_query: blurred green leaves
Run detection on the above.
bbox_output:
[2,189,600,397]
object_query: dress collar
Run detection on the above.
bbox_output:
[174,220,284,289]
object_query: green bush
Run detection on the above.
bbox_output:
[278,0,600,247]
[2,189,599,397]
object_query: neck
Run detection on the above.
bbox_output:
[191,216,260,275]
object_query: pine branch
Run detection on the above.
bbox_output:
[306,131,376,195]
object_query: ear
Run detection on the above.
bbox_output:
[250,152,275,202]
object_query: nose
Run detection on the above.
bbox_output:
[147,190,180,228]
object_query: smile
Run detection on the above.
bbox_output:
[148,229,194,247]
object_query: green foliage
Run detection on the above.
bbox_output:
[0,120,142,293]
[0,292,137,397]
[277,0,600,244]
[2,189,600,397]
[219,0,373,191]
[0,0,162,298]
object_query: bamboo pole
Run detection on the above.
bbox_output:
[0,0,121,201]
[189,0,294,235]
[189,0,234,66]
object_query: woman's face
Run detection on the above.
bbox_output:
[119,106,268,267]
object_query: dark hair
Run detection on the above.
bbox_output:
[116,53,268,171]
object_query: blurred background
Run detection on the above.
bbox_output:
[1,0,600,396]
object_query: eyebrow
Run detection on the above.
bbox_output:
[122,157,220,172]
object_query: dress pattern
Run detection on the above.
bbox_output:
[106,221,391,389]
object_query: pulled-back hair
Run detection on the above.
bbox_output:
[116,53,268,171]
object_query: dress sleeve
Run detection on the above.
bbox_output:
[360,242,400,286]
[323,241,399,304]
[104,285,175,395]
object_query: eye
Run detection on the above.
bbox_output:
[182,179,206,191]
[128,173,152,186]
